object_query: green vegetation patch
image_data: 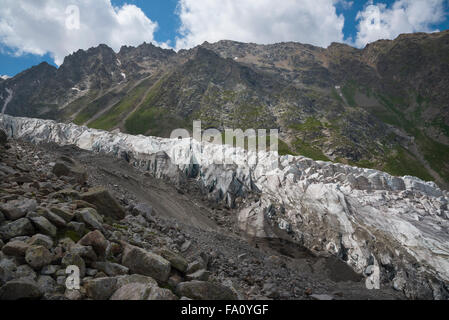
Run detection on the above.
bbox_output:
[59,90,98,121]
[289,117,323,133]
[341,82,358,107]
[383,146,433,181]
[415,132,449,181]
[292,139,330,161]
[125,105,190,137]
[89,82,149,130]
[74,90,125,125]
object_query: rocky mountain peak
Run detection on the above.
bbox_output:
[61,44,117,70]
[118,42,175,64]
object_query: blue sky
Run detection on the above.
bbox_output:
[0,0,448,77]
[110,0,181,44]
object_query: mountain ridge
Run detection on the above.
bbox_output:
[1,30,448,189]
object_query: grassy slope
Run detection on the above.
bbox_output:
[74,90,126,125]
[340,82,449,182]
[89,79,152,130]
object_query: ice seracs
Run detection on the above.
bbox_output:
[0,114,448,299]
[1,88,13,114]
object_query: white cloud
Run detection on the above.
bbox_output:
[355,0,447,48]
[0,0,160,65]
[175,0,345,50]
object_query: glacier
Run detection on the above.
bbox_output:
[1,114,448,299]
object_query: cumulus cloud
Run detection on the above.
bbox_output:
[0,0,160,65]
[355,0,447,48]
[175,0,345,50]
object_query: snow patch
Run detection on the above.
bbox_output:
[1,88,13,114]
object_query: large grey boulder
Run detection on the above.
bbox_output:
[2,240,29,257]
[132,203,153,221]
[110,282,153,300]
[75,208,103,231]
[50,189,81,202]
[49,206,75,223]
[29,216,57,238]
[81,187,125,220]
[92,262,129,277]
[27,234,54,249]
[78,230,108,258]
[25,246,53,270]
[147,287,178,300]
[0,198,37,220]
[0,278,42,300]
[0,264,15,286]
[84,277,117,300]
[159,249,188,273]
[121,243,171,283]
[52,156,87,184]
[110,282,177,300]
[67,222,86,237]
[0,218,34,240]
[115,274,158,289]
[176,281,238,300]
[69,244,97,262]
[14,265,37,280]
[41,208,67,228]
[37,275,58,294]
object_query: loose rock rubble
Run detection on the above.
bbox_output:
[0,130,240,300]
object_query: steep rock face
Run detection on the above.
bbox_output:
[117,42,175,76]
[0,63,57,118]
[1,114,448,299]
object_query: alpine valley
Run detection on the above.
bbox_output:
[0,30,449,301]
[1,30,448,189]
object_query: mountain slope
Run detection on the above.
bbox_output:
[1,31,448,188]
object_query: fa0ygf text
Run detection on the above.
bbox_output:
[225,305,269,315]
